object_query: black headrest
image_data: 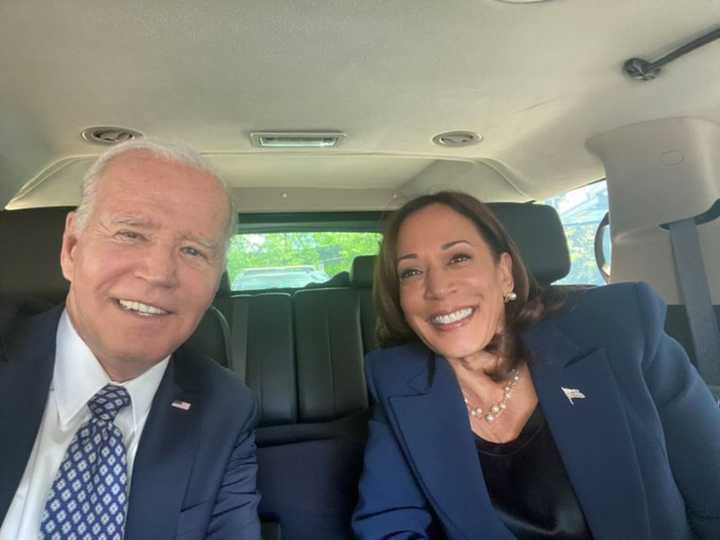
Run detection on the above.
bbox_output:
[488,202,570,285]
[183,305,232,367]
[1,203,568,299]
[349,202,569,287]
[351,256,375,288]
[0,207,72,303]
[217,272,231,296]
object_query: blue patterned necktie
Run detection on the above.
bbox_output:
[41,384,132,540]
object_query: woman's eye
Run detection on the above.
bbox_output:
[449,253,471,264]
[398,268,420,280]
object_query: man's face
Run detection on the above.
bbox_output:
[60,150,229,380]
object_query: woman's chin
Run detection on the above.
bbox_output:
[430,342,484,363]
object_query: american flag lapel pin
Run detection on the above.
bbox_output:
[561,387,586,405]
[171,400,192,411]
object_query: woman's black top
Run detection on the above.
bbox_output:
[474,406,594,539]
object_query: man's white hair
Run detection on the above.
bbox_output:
[74,139,237,248]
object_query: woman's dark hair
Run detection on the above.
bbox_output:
[374,191,556,380]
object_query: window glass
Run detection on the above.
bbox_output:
[226,232,382,291]
[543,181,609,285]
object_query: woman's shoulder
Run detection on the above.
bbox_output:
[365,341,433,389]
[540,281,667,353]
[552,282,664,323]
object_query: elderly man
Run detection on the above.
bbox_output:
[0,141,260,539]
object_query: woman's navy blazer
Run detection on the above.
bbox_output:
[353,282,720,539]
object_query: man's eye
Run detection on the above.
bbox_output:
[117,230,142,240]
[181,246,206,259]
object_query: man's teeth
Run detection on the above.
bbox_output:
[432,308,473,325]
[118,299,168,316]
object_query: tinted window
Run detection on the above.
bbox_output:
[226,231,381,291]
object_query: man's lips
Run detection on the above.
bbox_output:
[115,298,171,317]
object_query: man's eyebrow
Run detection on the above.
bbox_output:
[109,217,219,251]
[397,239,472,263]
[110,215,156,228]
[182,233,220,251]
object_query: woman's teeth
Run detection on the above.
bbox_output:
[432,307,473,325]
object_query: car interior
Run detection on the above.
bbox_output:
[1,2,719,539]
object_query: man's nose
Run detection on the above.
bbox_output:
[136,245,179,288]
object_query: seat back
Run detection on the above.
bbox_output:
[294,288,367,422]
[0,206,70,303]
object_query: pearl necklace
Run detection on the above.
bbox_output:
[463,368,521,423]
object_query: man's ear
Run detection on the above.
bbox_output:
[60,212,79,282]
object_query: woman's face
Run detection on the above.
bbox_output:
[396,204,514,363]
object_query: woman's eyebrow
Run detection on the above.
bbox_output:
[397,239,471,263]
[441,239,471,250]
[397,253,417,263]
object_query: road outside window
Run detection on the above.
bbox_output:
[226,232,382,291]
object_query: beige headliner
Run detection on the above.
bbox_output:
[2,1,719,211]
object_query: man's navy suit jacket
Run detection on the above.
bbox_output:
[353,282,720,539]
[0,306,261,540]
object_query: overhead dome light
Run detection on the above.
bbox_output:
[432,131,482,147]
[250,131,345,149]
[81,126,143,145]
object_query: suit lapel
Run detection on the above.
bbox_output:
[387,352,515,540]
[0,307,61,524]
[125,348,204,539]
[524,320,651,540]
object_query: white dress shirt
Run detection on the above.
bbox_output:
[0,310,169,540]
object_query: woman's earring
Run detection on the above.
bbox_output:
[503,291,517,303]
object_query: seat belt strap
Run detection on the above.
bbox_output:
[668,217,720,386]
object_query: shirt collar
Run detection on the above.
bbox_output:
[54,309,170,429]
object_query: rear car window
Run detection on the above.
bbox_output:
[226,231,382,291]
[543,181,609,285]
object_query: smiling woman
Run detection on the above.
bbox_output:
[373,192,551,379]
[395,205,515,369]
[352,190,720,540]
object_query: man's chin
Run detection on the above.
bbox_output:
[97,345,173,381]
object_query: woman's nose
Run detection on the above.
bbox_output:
[424,266,455,299]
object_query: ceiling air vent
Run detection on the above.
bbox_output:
[432,131,482,147]
[250,131,345,149]
[81,126,143,145]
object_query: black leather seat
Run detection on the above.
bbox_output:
[350,255,378,354]
[214,288,297,426]
[0,202,601,540]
